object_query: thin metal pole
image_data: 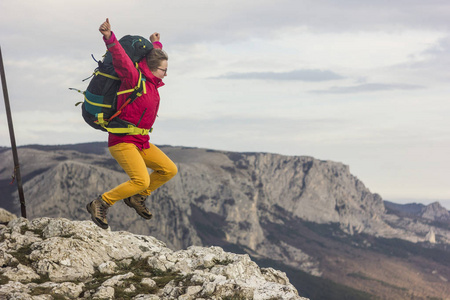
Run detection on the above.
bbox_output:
[0,46,27,218]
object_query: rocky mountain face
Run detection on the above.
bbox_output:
[421,202,450,222]
[385,200,450,222]
[0,217,305,299]
[1,143,450,299]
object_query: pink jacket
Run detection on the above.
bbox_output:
[103,32,164,150]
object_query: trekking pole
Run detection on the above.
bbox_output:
[0,46,27,218]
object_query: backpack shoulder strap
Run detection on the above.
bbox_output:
[94,63,147,134]
[107,65,146,123]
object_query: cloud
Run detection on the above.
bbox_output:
[310,83,425,94]
[386,35,450,83]
[4,0,448,49]
[160,0,450,43]
[423,36,450,56]
[211,69,345,81]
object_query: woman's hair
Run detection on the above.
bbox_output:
[146,48,168,72]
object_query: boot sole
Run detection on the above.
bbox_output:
[86,202,109,229]
[124,198,153,220]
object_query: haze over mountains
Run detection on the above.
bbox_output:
[1,142,449,299]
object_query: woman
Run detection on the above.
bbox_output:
[87,18,178,229]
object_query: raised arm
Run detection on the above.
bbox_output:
[98,18,138,87]
[150,32,163,49]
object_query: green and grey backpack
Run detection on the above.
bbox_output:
[73,35,153,135]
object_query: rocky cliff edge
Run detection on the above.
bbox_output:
[0,217,307,300]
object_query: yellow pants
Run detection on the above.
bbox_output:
[102,143,178,205]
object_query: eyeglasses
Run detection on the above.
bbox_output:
[157,68,167,75]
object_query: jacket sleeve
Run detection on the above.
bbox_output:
[152,41,163,49]
[103,32,139,88]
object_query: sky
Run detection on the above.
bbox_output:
[1,0,449,209]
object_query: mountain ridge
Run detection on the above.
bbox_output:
[1,142,449,299]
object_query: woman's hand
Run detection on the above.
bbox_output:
[99,18,112,40]
[150,32,160,43]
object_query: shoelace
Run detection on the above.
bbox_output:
[137,201,149,212]
[135,197,150,212]
[98,203,109,219]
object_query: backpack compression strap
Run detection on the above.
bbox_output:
[106,68,146,122]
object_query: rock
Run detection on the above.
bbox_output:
[98,261,118,274]
[0,208,17,225]
[123,283,136,293]
[0,217,308,300]
[0,249,18,267]
[2,264,40,283]
[51,282,84,298]
[185,285,202,295]
[102,272,134,287]
[141,277,157,288]
[420,202,450,222]
[93,286,115,299]
[261,267,290,285]
[426,229,436,244]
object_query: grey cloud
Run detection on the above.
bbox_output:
[423,37,450,55]
[212,69,345,81]
[310,83,425,94]
[3,1,450,51]
[164,0,450,44]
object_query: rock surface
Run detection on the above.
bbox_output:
[0,217,307,300]
[0,208,17,225]
[420,202,450,222]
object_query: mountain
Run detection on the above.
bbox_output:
[0,216,306,299]
[1,142,450,299]
[421,202,450,222]
[384,201,426,216]
[385,200,450,223]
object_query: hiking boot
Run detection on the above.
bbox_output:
[124,194,152,219]
[86,195,110,229]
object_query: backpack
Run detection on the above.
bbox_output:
[73,35,153,135]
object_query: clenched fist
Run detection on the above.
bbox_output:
[99,18,111,40]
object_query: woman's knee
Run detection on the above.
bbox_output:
[166,162,178,179]
[132,174,151,190]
